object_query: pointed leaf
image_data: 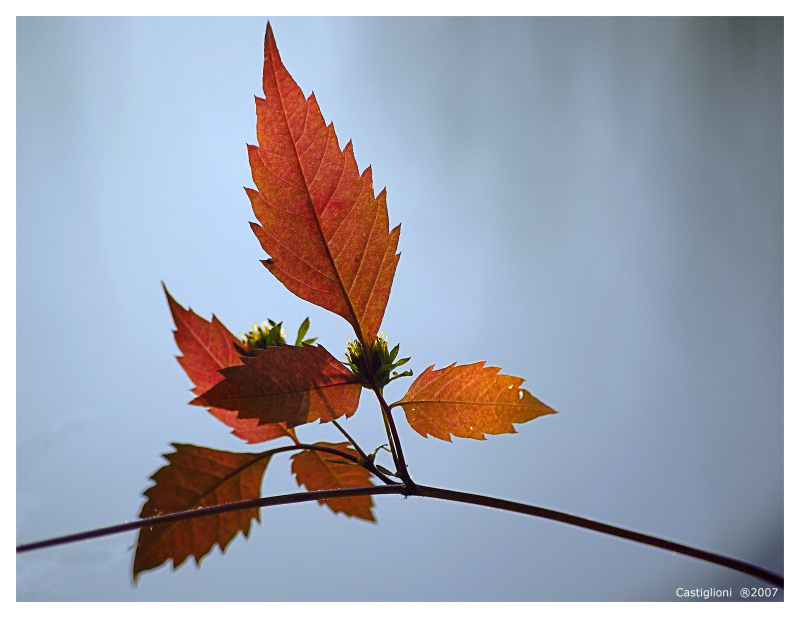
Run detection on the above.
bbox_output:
[133,444,270,580]
[291,442,375,521]
[164,284,293,444]
[192,345,363,428]
[208,408,293,444]
[164,283,240,395]
[247,24,400,346]
[295,317,311,345]
[394,362,557,441]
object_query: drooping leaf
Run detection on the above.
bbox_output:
[394,362,557,441]
[291,442,375,521]
[133,444,270,580]
[164,284,293,444]
[192,345,363,428]
[247,24,400,346]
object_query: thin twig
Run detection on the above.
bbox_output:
[16,483,782,588]
[330,420,401,485]
[247,441,398,486]
[16,486,400,553]
[412,485,784,588]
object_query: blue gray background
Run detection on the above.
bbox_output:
[17,17,783,601]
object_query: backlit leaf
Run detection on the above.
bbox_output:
[291,442,375,521]
[192,345,363,428]
[133,444,270,580]
[164,284,293,443]
[247,24,400,346]
[394,362,557,441]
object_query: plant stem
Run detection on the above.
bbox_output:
[331,420,368,460]
[356,350,404,478]
[329,420,400,485]
[377,399,402,472]
[16,483,783,588]
[273,441,398,486]
[374,388,416,492]
[412,485,784,588]
[16,486,398,554]
[263,442,360,463]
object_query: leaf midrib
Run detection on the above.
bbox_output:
[137,449,270,568]
[268,40,366,346]
[211,377,361,403]
[397,399,527,408]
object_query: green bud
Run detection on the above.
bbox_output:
[242,318,317,350]
[344,333,412,390]
[242,320,286,349]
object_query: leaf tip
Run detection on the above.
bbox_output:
[265,21,275,48]
[162,281,175,303]
[188,394,207,407]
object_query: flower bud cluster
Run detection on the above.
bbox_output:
[241,317,317,351]
[344,333,412,390]
[242,320,287,349]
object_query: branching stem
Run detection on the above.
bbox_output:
[283,441,398,486]
[331,420,369,460]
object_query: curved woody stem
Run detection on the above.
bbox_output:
[16,482,783,588]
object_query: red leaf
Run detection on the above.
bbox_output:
[208,408,292,444]
[164,283,240,395]
[291,442,375,521]
[192,345,363,428]
[394,362,557,441]
[133,444,270,580]
[247,24,400,346]
[164,284,293,443]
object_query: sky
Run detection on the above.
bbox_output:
[16,17,783,601]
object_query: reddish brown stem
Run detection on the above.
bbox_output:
[16,483,782,589]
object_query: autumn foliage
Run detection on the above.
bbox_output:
[249,23,400,347]
[396,362,555,442]
[134,22,556,579]
[134,444,270,580]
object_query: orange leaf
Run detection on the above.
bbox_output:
[133,444,270,580]
[192,345,363,428]
[164,284,293,443]
[394,362,557,441]
[291,442,375,521]
[247,23,400,346]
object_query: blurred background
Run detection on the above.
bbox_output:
[17,17,783,601]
